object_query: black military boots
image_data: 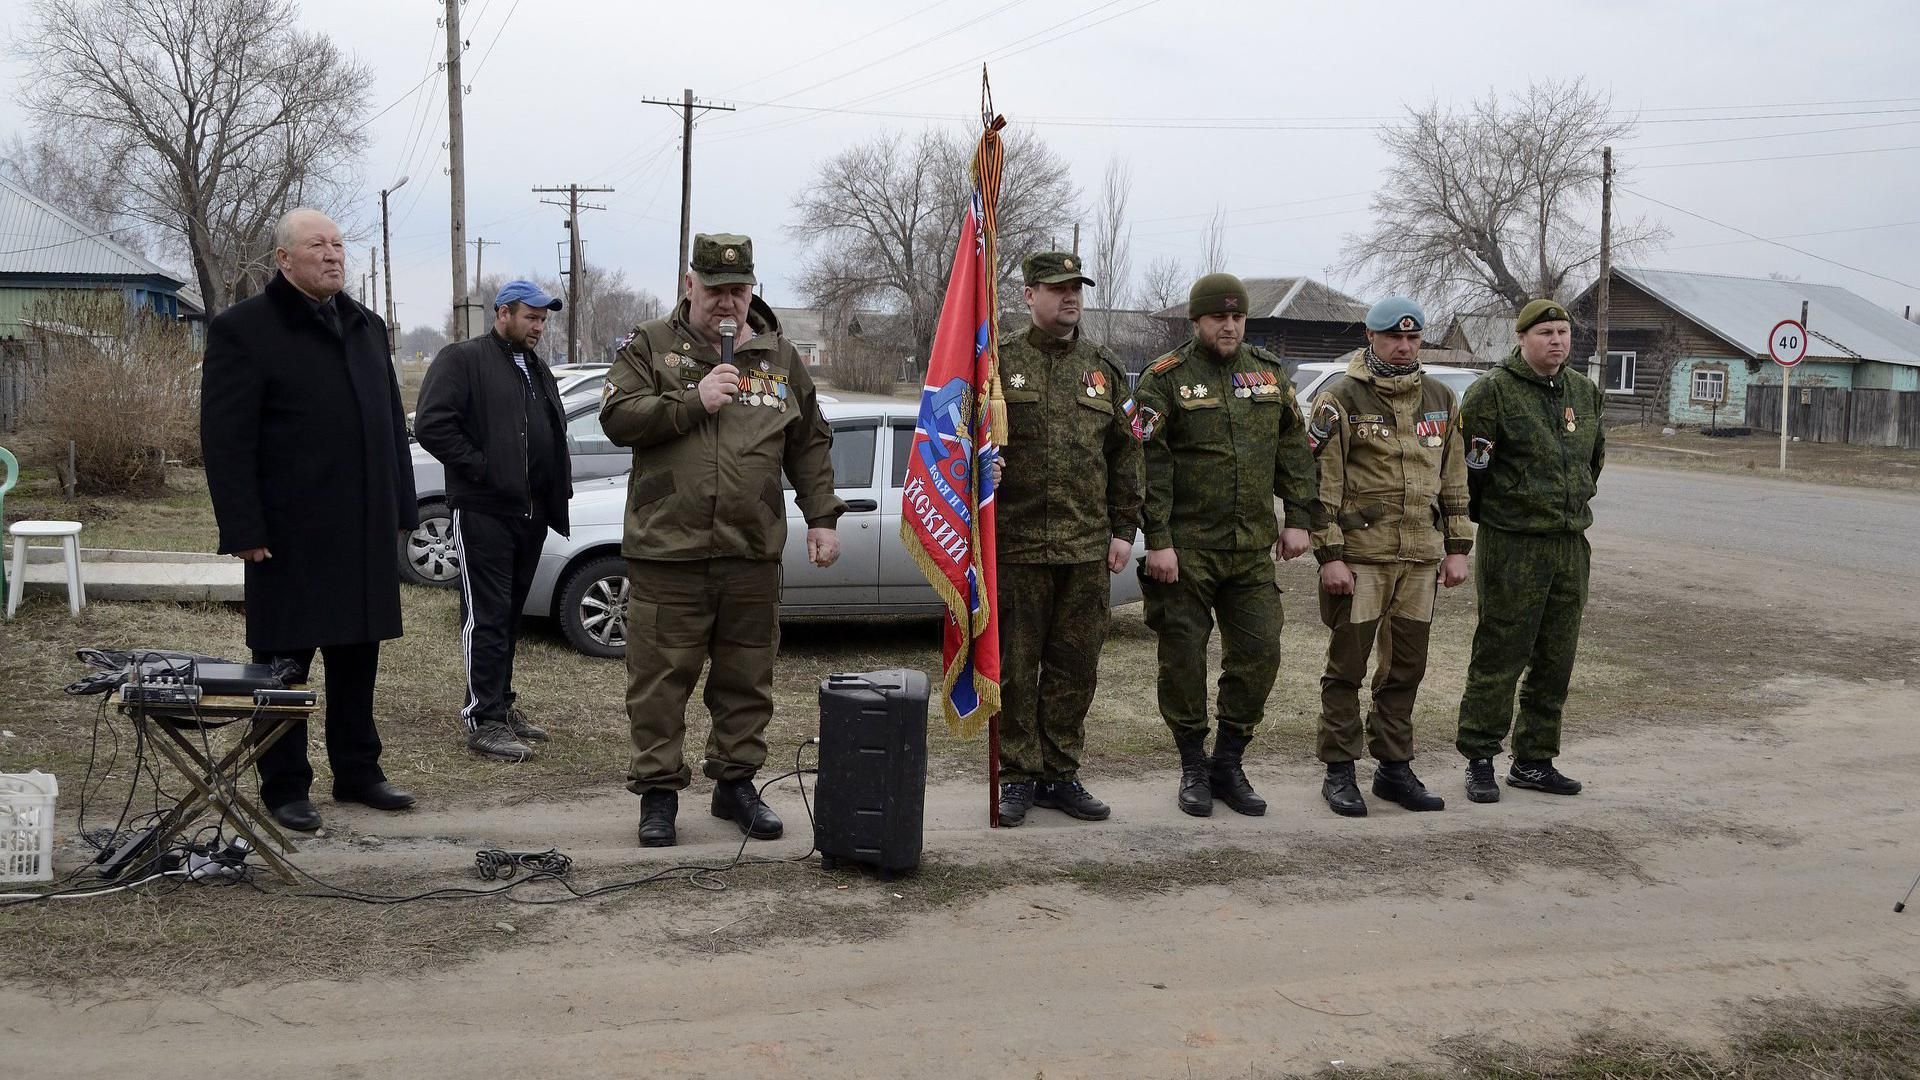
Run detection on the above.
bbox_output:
[998,780,1037,827]
[1372,760,1445,811]
[1323,761,1367,817]
[1209,730,1266,816]
[638,789,678,847]
[1174,733,1213,816]
[712,778,784,840]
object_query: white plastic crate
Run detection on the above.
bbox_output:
[0,771,59,883]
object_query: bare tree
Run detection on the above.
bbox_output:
[538,264,664,363]
[788,126,1077,361]
[18,0,374,313]
[0,132,150,257]
[1197,206,1229,276]
[1341,79,1664,316]
[1087,156,1134,341]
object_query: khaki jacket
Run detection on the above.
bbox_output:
[599,297,844,562]
[1308,350,1472,565]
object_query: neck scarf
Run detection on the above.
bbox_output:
[1364,345,1419,379]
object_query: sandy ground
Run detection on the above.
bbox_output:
[6,466,1920,1078]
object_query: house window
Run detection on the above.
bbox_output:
[1691,366,1727,404]
[1603,351,1636,394]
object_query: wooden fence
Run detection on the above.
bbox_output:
[0,352,46,434]
[1746,384,1920,449]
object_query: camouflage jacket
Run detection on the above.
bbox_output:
[599,296,844,562]
[1308,350,1473,565]
[1128,336,1317,552]
[996,323,1144,563]
[1457,347,1606,535]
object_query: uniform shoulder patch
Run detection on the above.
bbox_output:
[1146,351,1184,375]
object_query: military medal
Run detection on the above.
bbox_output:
[1194,383,1209,399]
[1424,435,1442,448]
[1564,406,1576,433]
[1093,371,1106,397]
[759,360,771,372]
[1178,385,1192,399]
[1008,373,1026,389]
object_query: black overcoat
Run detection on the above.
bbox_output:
[200,272,418,651]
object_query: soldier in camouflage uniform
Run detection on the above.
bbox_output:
[1127,273,1318,817]
[993,252,1144,826]
[601,234,846,847]
[1307,296,1472,818]
[1454,298,1605,803]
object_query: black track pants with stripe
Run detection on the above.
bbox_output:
[453,509,548,731]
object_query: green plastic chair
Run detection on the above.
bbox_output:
[0,445,16,597]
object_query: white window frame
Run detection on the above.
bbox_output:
[1691,365,1726,405]
[1603,350,1637,395]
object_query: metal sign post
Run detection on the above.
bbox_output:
[1768,319,1806,470]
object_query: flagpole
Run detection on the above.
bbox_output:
[980,67,1004,829]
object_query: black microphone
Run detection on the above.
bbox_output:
[719,317,737,368]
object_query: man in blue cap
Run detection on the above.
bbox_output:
[415,280,574,761]
[1304,296,1472,817]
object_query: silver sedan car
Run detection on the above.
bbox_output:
[523,397,1148,657]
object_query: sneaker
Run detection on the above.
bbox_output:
[997,781,1037,827]
[466,721,532,762]
[1034,779,1111,821]
[1465,758,1500,803]
[506,705,550,743]
[1507,759,1583,796]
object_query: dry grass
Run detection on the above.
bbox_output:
[3,463,220,552]
[1278,995,1920,1079]
[1608,424,1920,493]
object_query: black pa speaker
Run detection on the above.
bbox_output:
[813,669,929,877]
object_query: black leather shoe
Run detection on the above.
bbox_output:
[506,706,550,743]
[1508,759,1583,796]
[1174,733,1213,817]
[1035,779,1111,821]
[1322,761,1368,817]
[711,779,783,840]
[997,781,1037,827]
[332,781,416,811]
[1209,730,1267,816]
[638,789,678,847]
[1465,757,1501,803]
[1372,760,1445,811]
[270,799,322,832]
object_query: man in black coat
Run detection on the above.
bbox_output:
[414,280,573,762]
[200,208,419,832]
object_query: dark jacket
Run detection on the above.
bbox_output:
[600,296,843,562]
[200,272,418,651]
[414,330,572,532]
[1458,347,1606,534]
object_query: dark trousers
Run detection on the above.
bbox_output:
[453,509,547,731]
[1139,548,1284,741]
[1456,528,1591,762]
[250,641,385,808]
[996,560,1111,783]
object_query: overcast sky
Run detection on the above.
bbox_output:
[7,0,1918,338]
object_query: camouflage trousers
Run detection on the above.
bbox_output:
[1318,560,1439,764]
[997,560,1111,783]
[1140,547,1283,741]
[1456,528,1590,762]
[623,558,779,793]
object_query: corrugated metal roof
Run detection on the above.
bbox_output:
[0,173,183,284]
[1150,277,1370,323]
[1617,266,1920,367]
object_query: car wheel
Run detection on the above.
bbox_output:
[399,501,461,588]
[558,554,629,659]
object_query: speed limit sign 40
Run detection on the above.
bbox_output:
[1770,319,1807,367]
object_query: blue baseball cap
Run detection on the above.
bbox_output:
[1365,296,1426,333]
[494,279,562,311]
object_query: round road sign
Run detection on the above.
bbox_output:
[1769,320,1807,367]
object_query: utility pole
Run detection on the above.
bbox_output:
[444,0,470,339]
[368,247,379,321]
[532,184,613,363]
[1595,145,1612,381]
[640,89,735,300]
[1072,222,1080,258]
[381,175,409,357]
[470,237,499,317]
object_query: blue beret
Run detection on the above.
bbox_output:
[1365,296,1426,333]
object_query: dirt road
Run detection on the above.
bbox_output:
[6,466,1919,1078]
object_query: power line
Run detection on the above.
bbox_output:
[1621,188,1920,291]
[1669,219,1920,252]
[466,0,522,81]
[1637,143,1920,170]
[1632,118,1920,151]
[717,0,958,98]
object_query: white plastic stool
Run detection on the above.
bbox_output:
[7,520,86,617]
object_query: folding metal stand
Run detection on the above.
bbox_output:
[119,696,310,884]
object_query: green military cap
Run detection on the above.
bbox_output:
[1516,298,1571,332]
[1188,272,1250,319]
[690,233,756,286]
[1022,250,1095,287]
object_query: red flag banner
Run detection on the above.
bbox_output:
[900,116,1006,739]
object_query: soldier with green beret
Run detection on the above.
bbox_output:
[993,251,1144,826]
[1126,272,1318,817]
[1453,298,1605,803]
[1308,295,1471,817]
[601,233,845,847]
